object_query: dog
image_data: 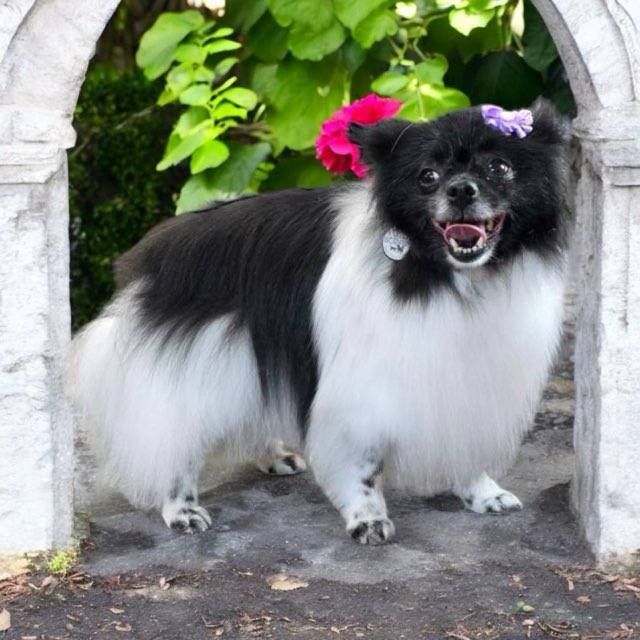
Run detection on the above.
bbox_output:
[67,99,570,544]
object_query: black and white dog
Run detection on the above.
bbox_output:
[67,100,570,544]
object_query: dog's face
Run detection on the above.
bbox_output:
[349,100,570,270]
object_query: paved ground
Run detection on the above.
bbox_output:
[2,315,639,639]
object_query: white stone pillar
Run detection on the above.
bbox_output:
[572,106,640,569]
[0,141,74,553]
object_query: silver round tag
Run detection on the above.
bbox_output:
[382,228,410,261]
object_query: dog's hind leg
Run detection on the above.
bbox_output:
[161,463,212,533]
[454,472,523,514]
[256,439,307,476]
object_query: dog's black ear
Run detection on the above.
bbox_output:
[348,118,413,167]
[528,97,571,146]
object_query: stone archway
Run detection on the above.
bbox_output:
[0,0,638,568]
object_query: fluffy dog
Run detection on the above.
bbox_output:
[67,99,570,544]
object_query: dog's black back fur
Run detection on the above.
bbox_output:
[116,187,340,425]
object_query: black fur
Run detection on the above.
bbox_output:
[115,187,340,427]
[349,98,570,301]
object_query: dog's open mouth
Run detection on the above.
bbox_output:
[432,214,506,263]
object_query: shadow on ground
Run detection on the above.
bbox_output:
[2,323,639,639]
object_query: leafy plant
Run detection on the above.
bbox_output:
[135,0,573,212]
[136,10,268,212]
[70,65,181,328]
[46,550,77,576]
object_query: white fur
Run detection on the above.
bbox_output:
[67,288,300,509]
[308,185,564,522]
[67,183,563,533]
[456,472,523,513]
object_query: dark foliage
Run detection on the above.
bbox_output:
[69,65,186,329]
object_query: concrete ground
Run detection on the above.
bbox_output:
[2,317,639,639]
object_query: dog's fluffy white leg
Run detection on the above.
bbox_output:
[255,440,307,476]
[308,437,394,544]
[161,465,212,533]
[455,472,523,514]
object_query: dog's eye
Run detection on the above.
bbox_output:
[419,168,440,189]
[488,159,512,178]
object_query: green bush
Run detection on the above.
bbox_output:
[69,65,186,329]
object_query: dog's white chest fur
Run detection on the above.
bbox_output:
[310,190,564,494]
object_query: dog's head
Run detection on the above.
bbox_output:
[349,99,570,270]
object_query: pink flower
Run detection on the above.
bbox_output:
[316,94,403,178]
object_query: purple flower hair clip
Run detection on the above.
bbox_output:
[481,104,533,139]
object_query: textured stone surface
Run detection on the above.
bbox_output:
[0,0,118,554]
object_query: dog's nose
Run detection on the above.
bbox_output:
[446,179,478,209]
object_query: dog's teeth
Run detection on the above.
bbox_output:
[486,219,495,232]
[477,236,485,249]
[449,238,459,250]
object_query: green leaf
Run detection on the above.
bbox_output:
[136,11,205,80]
[179,84,212,106]
[219,87,258,109]
[190,139,230,173]
[419,84,470,118]
[205,39,242,55]
[352,8,398,48]
[211,77,238,95]
[223,0,267,33]
[209,27,234,38]
[449,7,495,35]
[253,59,345,150]
[175,107,210,136]
[157,87,178,106]
[341,39,366,73]
[398,85,469,120]
[288,19,346,61]
[522,0,558,72]
[371,71,409,95]
[214,57,239,76]
[249,12,289,62]
[194,66,216,83]
[333,0,390,30]
[268,0,333,29]
[465,51,544,108]
[414,56,449,86]
[213,103,248,119]
[176,142,271,212]
[157,127,211,171]
[469,0,510,9]
[175,43,206,65]
[167,63,195,93]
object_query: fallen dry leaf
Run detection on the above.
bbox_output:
[0,609,10,631]
[576,594,591,603]
[266,574,308,591]
[115,621,132,632]
[110,607,125,615]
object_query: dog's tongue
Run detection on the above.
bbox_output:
[443,223,486,243]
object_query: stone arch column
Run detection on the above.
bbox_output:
[0,0,638,567]
[530,0,640,568]
[0,0,119,553]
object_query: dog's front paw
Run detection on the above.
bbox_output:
[465,490,522,515]
[348,518,395,545]
[162,504,212,533]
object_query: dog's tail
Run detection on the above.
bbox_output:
[65,297,202,509]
